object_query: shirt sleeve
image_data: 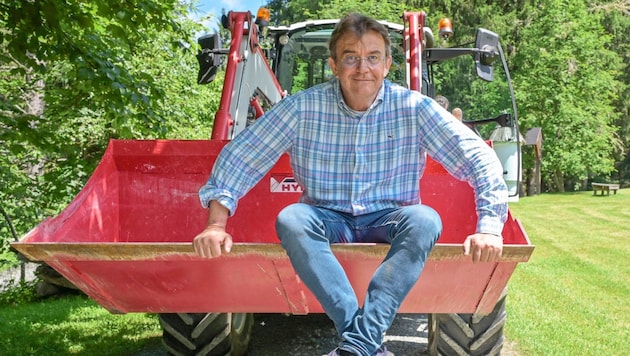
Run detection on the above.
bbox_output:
[418,97,508,236]
[199,98,298,215]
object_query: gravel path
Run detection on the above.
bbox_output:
[248,313,429,355]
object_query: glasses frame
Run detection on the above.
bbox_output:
[338,54,386,68]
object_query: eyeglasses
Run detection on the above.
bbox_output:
[338,54,385,68]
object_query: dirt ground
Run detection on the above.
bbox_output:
[245,313,519,355]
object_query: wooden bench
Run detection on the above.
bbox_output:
[592,183,620,196]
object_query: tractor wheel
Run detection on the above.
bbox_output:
[427,289,507,356]
[159,312,253,356]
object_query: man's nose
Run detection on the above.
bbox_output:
[356,58,370,71]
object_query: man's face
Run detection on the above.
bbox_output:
[328,30,392,111]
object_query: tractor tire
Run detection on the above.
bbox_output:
[427,289,507,356]
[159,312,253,356]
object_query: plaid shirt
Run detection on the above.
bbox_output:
[200,79,508,235]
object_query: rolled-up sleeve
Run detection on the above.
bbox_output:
[198,98,297,215]
[199,179,239,215]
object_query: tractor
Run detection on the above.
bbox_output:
[12,8,533,356]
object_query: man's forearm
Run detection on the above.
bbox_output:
[207,200,229,229]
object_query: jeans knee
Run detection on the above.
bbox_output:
[399,205,442,244]
[275,203,316,243]
[277,201,306,222]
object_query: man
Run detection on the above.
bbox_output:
[434,95,449,110]
[194,13,507,356]
[453,107,464,121]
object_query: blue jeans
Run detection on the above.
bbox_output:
[276,203,442,356]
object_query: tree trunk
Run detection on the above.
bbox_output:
[554,170,565,192]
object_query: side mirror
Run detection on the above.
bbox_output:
[423,27,435,49]
[197,34,222,84]
[474,29,499,82]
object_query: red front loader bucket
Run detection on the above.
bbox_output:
[12,139,533,315]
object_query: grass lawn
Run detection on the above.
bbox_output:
[0,293,162,355]
[0,295,162,355]
[506,190,629,356]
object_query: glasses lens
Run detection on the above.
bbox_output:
[366,55,381,65]
[342,56,358,66]
[341,55,382,67]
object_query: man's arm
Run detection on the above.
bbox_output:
[193,200,232,258]
[418,98,508,263]
[195,98,300,259]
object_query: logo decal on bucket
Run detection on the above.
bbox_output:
[270,175,303,193]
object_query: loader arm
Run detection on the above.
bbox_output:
[212,11,284,140]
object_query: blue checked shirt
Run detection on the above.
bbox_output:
[200,79,508,235]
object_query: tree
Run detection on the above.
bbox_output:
[316,0,410,21]
[0,0,207,136]
[0,0,222,264]
[511,0,622,191]
[595,0,630,183]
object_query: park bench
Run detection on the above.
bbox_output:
[592,183,620,196]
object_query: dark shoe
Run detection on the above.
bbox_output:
[374,345,394,356]
[325,346,392,356]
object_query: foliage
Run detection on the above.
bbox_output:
[1,0,629,257]
[0,279,38,306]
[2,0,184,134]
[265,0,420,25]
[316,0,411,22]
[596,0,630,183]
[511,0,622,191]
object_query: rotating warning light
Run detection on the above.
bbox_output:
[438,18,454,40]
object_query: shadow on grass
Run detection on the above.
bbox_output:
[0,293,163,355]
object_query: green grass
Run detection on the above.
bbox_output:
[0,294,162,355]
[506,190,630,356]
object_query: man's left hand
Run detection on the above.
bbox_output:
[463,233,503,263]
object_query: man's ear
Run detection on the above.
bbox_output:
[383,55,393,77]
[328,57,338,77]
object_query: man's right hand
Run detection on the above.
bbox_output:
[193,225,233,258]
[193,200,232,258]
